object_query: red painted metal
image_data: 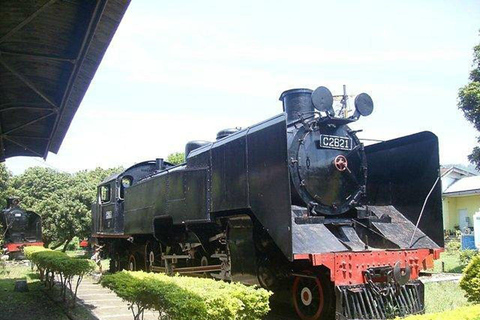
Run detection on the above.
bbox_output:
[294,248,442,286]
[5,242,43,253]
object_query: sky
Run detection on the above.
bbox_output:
[5,0,480,174]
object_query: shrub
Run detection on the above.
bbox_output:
[26,246,95,306]
[399,305,480,319]
[460,249,478,265]
[460,255,480,303]
[101,271,272,320]
[66,237,80,251]
[446,240,461,253]
[24,245,49,260]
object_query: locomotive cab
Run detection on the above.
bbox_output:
[92,159,174,236]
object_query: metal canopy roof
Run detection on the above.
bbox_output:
[0,0,130,161]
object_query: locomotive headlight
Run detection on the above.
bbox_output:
[311,86,334,115]
[354,93,374,116]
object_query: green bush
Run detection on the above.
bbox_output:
[460,249,478,265]
[24,246,49,260]
[101,271,272,320]
[66,237,80,251]
[25,246,95,306]
[460,255,480,303]
[399,305,480,319]
[446,240,461,253]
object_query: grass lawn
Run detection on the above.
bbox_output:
[0,262,69,320]
[432,252,465,273]
[0,261,95,320]
[424,281,469,314]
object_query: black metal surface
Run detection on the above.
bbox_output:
[216,128,240,140]
[246,115,293,259]
[279,88,315,124]
[288,121,366,215]
[311,86,334,114]
[365,131,444,247]
[94,160,173,235]
[354,93,374,117]
[291,206,346,254]
[211,131,249,212]
[227,216,259,285]
[369,206,439,249]
[185,140,210,158]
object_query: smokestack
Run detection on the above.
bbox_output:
[279,88,314,124]
[155,158,164,170]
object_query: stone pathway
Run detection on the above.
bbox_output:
[76,277,157,320]
[420,273,462,284]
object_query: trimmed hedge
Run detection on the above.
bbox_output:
[101,271,272,320]
[460,255,480,303]
[399,305,480,320]
[25,246,95,305]
[24,245,49,259]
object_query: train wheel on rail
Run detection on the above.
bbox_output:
[292,274,334,320]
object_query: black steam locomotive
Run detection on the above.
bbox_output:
[92,86,443,320]
[1,197,43,259]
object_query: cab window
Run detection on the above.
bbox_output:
[119,176,133,199]
[100,185,111,203]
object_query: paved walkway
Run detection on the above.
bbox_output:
[76,277,157,320]
[420,273,462,284]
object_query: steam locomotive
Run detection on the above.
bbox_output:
[1,197,43,259]
[92,86,443,320]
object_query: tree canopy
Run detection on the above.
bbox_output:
[0,164,12,208]
[3,166,121,250]
[167,152,185,165]
[459,31,480,169]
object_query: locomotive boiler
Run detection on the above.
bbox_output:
[92,86,443,320]
[1,197,43,259]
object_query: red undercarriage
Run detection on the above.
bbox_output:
[294,248,443,286]
[5,242,44,253]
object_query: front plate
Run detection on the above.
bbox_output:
[317,134,352,151]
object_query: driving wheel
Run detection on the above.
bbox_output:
[292,275,332,320]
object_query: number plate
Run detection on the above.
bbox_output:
[318,134,352,151]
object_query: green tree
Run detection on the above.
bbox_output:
[11,166,121,251]
[0,163,12,208]
[0,163,12,244]
[459,31,480,169]
[167,152,185,165]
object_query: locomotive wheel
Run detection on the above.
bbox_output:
[292,275,333,320]
[128,254,137,271]
[109,253,122,273]
[147,250,155,272]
